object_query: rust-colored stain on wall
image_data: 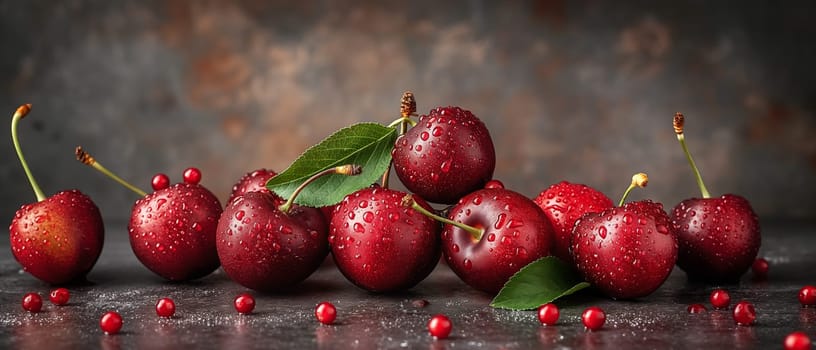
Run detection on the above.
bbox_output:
[1,1,815,222]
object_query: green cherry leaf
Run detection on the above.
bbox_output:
[266,123,397,208]
[490,257,590,310]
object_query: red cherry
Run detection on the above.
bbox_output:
[315,302,337,325]
[49,288,70,306]
[427,314,452,339]
[537,303,559,326]
[22,293,42,313]
[687,303,707,313]
[484,179,504,189]
[784,331,812,350]
[151,173,170,191]
[732,301,756,326]
[581,307,606,331]
[751,258,769,279]
[156,298,176,318]
[710,289,731,309]
[183,167,202,185]
[234,293,255,314]
[100,311,123,334]
[799,285,816,306]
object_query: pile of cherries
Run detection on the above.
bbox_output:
[4,97,812,346]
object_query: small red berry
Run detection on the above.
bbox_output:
[183,167,202,185]
[710,289,731,309]
[581,307,606,331]
[799,285,816,306]
[156,298,176,318]
[234,293,255,314]
[752,258,769,279]
[484,179,504,189]
[315,302,337,325]
[732,301,756,326]
[428,314,453,339]
[784,331,812,350]
[100,311,123,334]
[537,303,559,326]
[22,293,42,313]
[49,288,70,306]
[687,303,707,313]
[151,173,170,191]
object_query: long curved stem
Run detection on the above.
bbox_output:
[11,104,46,202]
[403,194,483,241]
[279,164,362,214]
[75,147,147,197]
[674,113,710,199]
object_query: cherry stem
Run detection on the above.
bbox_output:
[382,91,418,188]
[279,164,362,214]
[402,194,483,241]
[618,173,649,206]
[10,104,46,202]
[674,112,711,198]
[75,146,148,197]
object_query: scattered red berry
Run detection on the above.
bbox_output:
[156,298,176,318]
[581,307,606,331]
[484,179,504,189]
[315,302,337,325]
[49,288,70,306]
[234,293,255,314]
[687,303,707,313]
[751,258,769,279]
[710,289,731,309]
[22,293,42,313]
[151,173,170,191]
[100,311,123,334]
[800,285,816,306]
[784,331,812,350]
[537,303,559,326]
[428,314,452,339]
[411,299,429,308]
[732,301,756,326]
[183,167,202,185]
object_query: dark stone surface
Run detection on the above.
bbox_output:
[0,221,814,349]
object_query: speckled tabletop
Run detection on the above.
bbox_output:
[1,221,814,350]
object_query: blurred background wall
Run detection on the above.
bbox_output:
[1,0,815,224]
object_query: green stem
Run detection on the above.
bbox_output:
[75,147,148,197]
[381,114,414,188]
[677,134,711,198]
[403,194,483,241]
[618,173,648,206]
[11,105,46,202]
[279,164,362,214]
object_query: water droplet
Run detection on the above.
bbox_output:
[235,210,245,220]
[507,219,524,228]
[353,223,365,233]
[420,131,429,141]
[388,212,399,222]
[472,195,483,205]
[440,159,452,173]
[623,214,633,224]
[500,236,512,245]
[363,211,374,223]
[280,225,293,235]
[656,225,669,234]
[415,145,423,152]
[487,233,496,242]
[358,201,368,208]
[463,258,472,270]
[494,213,507,229]
[430,172,439,182]
[432,126,443,136]
[192,222,202,232]
[451,244,460,253]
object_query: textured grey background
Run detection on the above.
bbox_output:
[2,0,815,225]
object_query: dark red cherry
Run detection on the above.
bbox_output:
[22,293,42,313]
[315,302,337,325]
[100,311,123,334]
[428,314,453,339]
[183,167,201,185]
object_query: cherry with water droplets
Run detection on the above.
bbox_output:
[156,298,176,318]
[49,288,70,306]
[227,168,277,204]
[710,289,731,309]
[670,113,761,282]
[571,174,678,299]
[428,314,452,339]
[22,293,42,313]
[537,303,559,326]
[411,187,553,294]
[77,148,222,281]
[534,181,613,265]
[234,293,255,314]
[331,187,440,292]
[732,300,756,326]
[784,331,812,350]
[581,307,606,331]
[392,106,496,204]
[315,302,337,325]
[100,311,123,334]
[799,285,816,306]
[9,105,104,284]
